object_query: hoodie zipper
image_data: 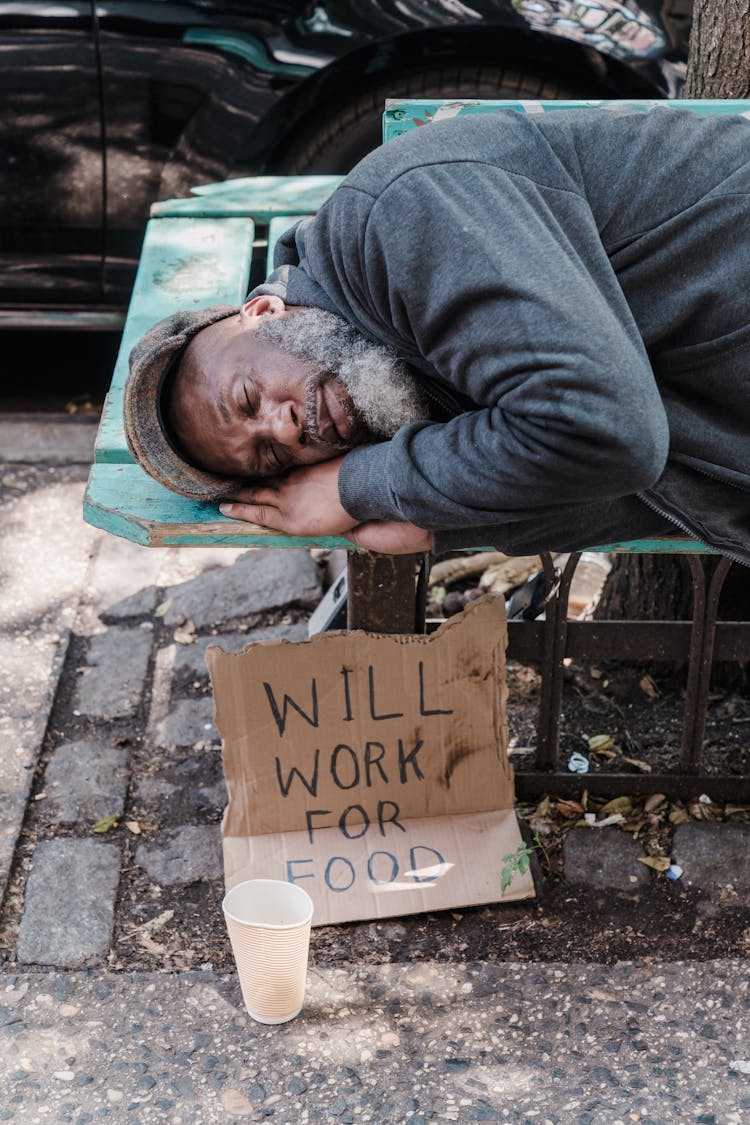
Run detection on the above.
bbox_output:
[397,362,466,420]
[636,490,750,568]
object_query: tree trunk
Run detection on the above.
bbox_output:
[595,0,750,686]
[683,0,750,98]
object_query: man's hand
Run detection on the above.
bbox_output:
[219,456,357,537]
[218,457,433,552]
[345,521,433,554]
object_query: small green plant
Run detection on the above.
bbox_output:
[500,840,535,895]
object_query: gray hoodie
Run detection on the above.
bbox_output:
[250,107,750,564]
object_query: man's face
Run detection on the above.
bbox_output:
[168,302,369,480]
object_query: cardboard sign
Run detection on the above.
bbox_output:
[206,595,534,925]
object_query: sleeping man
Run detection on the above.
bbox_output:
[124,107,750,566]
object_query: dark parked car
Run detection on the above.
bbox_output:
[0,1,691,326]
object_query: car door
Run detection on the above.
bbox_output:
[0,0,104,316]
[95,0,289,307]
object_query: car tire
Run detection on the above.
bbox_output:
[282,64,589,174]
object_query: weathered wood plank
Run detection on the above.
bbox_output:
[95,216,255,465]
[84,463,708,555]
[83,463,352,549]
[382,98,750,143]
[152,176,343,219]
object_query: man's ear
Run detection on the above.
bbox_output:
[240,295,287,321]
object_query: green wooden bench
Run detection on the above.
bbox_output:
[83,98,750,799]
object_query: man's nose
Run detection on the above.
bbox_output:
[265,400,304,447]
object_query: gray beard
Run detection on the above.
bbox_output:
[254,306,428,440]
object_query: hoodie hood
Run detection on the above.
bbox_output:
[247,218,343,316]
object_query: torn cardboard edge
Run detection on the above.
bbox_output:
[207,595,535,925]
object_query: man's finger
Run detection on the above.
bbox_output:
[219,502,284,529]
[224,483,280,503]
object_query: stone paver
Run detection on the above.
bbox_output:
[154,697,217,748]
[0,415,97,462]
[135,825,223,886]
[0,961,748,1123]
[673,821,750,895]
[0,470,99,905]
[16,839,120,968]
[162,549,321,629]
[75,626,153,720]
[562,827,651,891]
[0,631,70,907]
[43,740,129,825]
[102,584,159,620]
[134,769,227,821]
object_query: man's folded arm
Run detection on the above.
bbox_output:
[330,166,670,533]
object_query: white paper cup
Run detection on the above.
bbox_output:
[222,879,314,1024]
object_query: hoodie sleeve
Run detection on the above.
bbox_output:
[334,160,670,535]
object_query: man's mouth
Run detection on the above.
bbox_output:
[316,380,354,446]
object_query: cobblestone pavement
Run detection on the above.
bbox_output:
[1,417,748,1123]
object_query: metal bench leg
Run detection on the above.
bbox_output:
[680,554,733,771]
[346,552,427,634]
[536,552,581,769]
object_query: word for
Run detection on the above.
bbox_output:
[264,662,453,737]
[286,845,447,893]
[304,800,404,843]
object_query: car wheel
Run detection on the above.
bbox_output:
[282,64,589,174]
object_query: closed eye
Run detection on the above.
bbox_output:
[243,381,260,417]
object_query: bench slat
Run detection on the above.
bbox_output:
[382,98,750,142]
[151,176,343,219]
[84,463,353,549]
[84,462,705,554]
[95,216,255,465]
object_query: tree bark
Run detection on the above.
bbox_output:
[595,0,750,686]
[683,0,750,98]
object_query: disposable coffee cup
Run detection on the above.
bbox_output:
[222,879,314,1024]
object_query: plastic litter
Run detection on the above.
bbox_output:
[567,752,590,774]
[666,864,684,881]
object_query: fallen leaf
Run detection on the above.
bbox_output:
[588,666,603,680]
[600,796,632,816]
[622,756,652,773]
[669,807,689,825]
[154,598,172,617]
[644,793,666,814]
[638,855,671,872]
[534,796,554,820]
[725,804,750,816]
[588,734,614,752]
[621,817,646,834]
[174,619,196,645]
[125,821,142,835]
[639,674,660,699]
[92,814,119,833]
[555,799,585,819]
[138,933,166,955]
